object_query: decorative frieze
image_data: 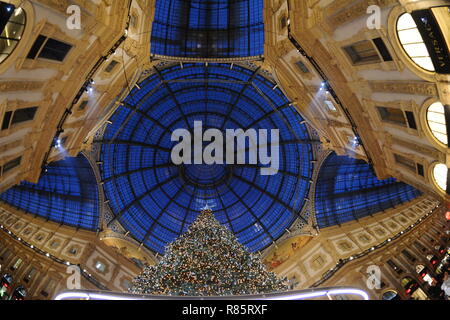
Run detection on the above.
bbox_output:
[369,81,438,96]
[390,137,442,161]
[0,81,44,91]
[327,0,397,27]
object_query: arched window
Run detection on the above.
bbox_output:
[426,102,447,146]
[0,4,26,64]
[396,13,434,72]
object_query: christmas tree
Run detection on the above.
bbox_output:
[129,208,288,296]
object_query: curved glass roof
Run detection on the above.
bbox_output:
[151,0,264,59]
[0,154,100,230]
[100,63,313,253]
[315,153,422,229]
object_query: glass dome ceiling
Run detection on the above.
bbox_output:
[315,153,422,228]
[99,63,314,253]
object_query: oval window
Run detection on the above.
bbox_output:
[433,163,448,192]
[396,13,434,72]
[0,5,26,64]
[427,102,447,145]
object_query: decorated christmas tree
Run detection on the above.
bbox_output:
[129,207,288,296]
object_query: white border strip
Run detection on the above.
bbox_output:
[54,287,369,301]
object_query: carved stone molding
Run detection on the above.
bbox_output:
[326,0,397,28]
[0,81,44,91]
[369,81,439,96]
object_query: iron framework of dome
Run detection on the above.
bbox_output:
[151,0,264,59]
[99,63,314,253]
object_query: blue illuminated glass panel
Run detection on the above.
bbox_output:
[315,153,422,228]
[0,154,100,230]
[151,0,264,58]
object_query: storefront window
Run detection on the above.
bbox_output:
[416,265,434,285]
[436,246,450,275]
[427,254,439,266]
[0,274,12,300]
[0,273,13,299]
[401,276,429,300]
[11,285,26,300]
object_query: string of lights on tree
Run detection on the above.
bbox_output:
[129,207,288,296]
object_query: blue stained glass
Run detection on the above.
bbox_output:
[0,154,100,231]
[151,0,264,59]
[100,63,313,253]
[314,153,422,229]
